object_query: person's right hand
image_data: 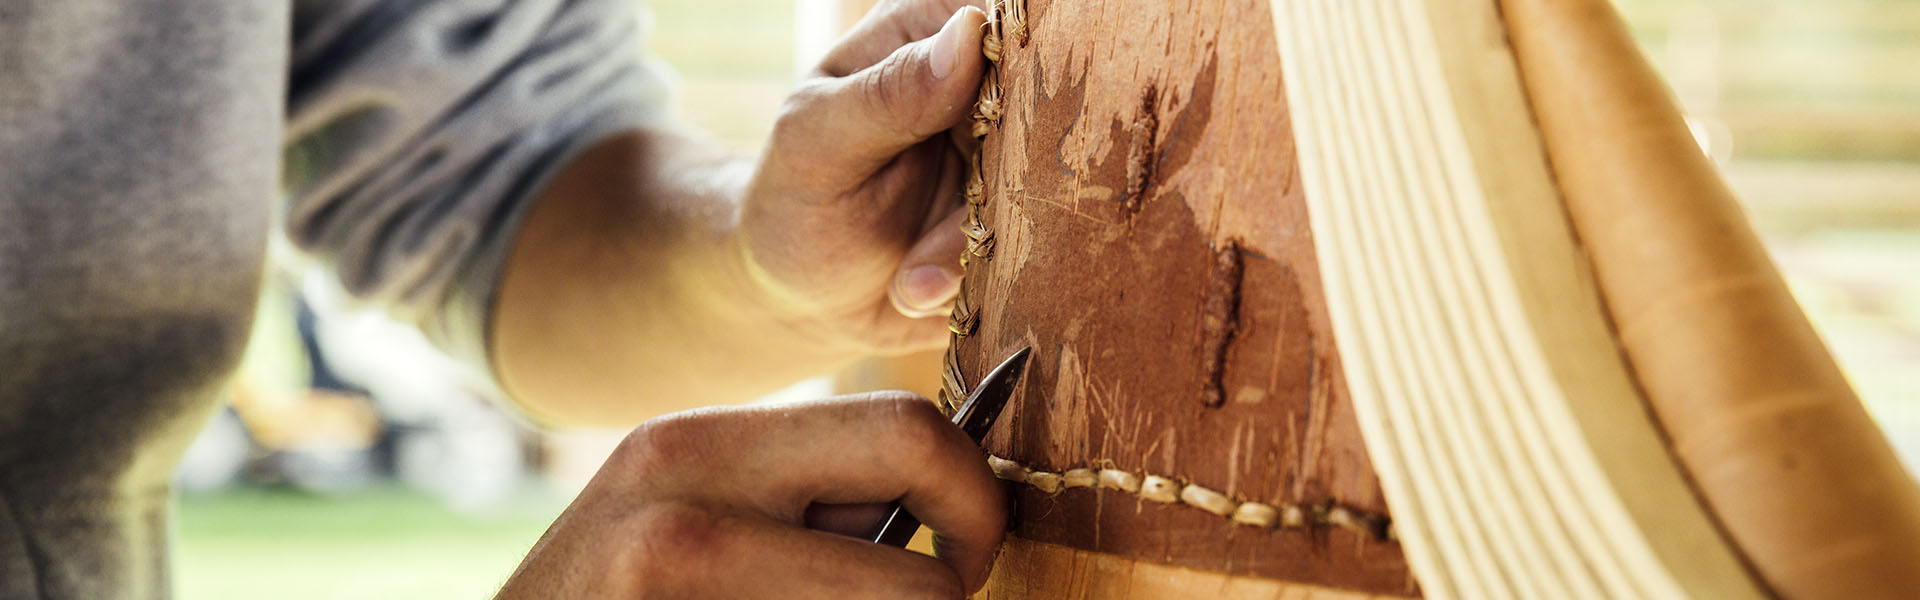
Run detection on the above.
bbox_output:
[494,393,1008,599]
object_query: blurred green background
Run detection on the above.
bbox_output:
[176,489,559,599]
[174,0,1920,598]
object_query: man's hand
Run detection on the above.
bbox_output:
[740,0,989,337]
[492,0,991,424]
[494,394,1008,598]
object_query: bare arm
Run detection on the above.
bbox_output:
[493,3,990,425]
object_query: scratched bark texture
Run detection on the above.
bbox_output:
[959,0,1416,594]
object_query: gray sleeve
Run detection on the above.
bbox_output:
[282,0,670,375]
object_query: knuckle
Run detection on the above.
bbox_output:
[614,409,720,473]
[874,392,954,456]
[616,501,731,592]
[860,49,923,131]
[770,81,833,147]
[771,84,820,133]
[767,82,839,182]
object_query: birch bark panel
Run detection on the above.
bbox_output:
[960,0,1414,593]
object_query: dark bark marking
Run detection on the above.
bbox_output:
[1123,87,1159,214]
[1201,239,1245,407]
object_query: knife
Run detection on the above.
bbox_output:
[868,346,1031,547]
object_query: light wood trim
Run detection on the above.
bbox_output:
[1268,0,1763,597]
[1500,0,1920,598]
[975,536,1413,600]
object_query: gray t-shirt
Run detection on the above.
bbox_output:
[0,0,663,596]
[284,0,668,370]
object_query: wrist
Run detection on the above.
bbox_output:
[494,129,856,422]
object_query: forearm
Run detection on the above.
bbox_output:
[490,127,868,426]
[492,3,990,426]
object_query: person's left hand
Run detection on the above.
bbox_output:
[491,0,996,422]
[735,0,990,356]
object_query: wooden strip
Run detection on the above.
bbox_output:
[1498,1,1920,598]
[1269,0,1767,598]
[976,536,1415,600]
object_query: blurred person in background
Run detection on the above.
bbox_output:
[0,0,1009,597]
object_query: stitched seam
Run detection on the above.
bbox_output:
[938,0,1024,411]
[987,455,1397,541]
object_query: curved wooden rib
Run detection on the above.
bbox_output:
[1500,1,1920,598]
[1269,0,1763,598]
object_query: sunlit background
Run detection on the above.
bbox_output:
[173,0,1919,597]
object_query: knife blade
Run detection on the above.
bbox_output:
[868,346,1031,547]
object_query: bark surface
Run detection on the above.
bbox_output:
[958,0,1415,593]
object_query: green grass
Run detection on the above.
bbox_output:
[174,487,569,600]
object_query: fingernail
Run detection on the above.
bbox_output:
[928,10,966,80]
[895,264,962,317]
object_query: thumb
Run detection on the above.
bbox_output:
[889,206,969,318]
[773,7,988,194]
